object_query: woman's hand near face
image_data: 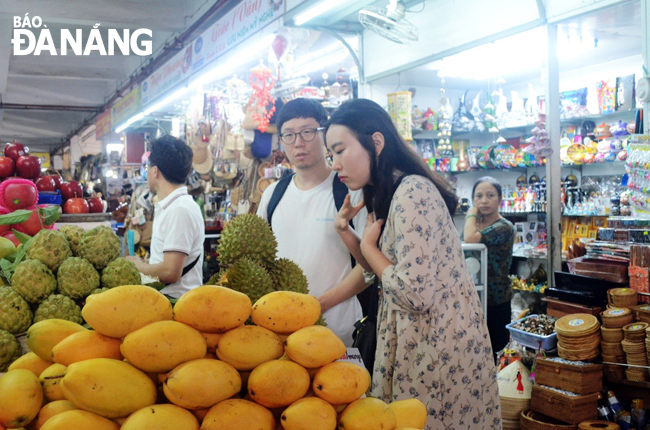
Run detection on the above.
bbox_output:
[335,194,365,233]
[361,213,384,251]
[466,207,478,217]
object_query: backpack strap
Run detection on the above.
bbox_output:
[163,254,201,287]
[267,173,295,226]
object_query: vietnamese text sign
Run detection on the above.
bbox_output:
[141,45,193,106]
[112,86,142,126]
[95,110,112,139]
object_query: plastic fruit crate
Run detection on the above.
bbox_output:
[506,314,557,351]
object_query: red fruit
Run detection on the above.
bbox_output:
[0,157,15,178]
[35,176,57,192]
[60,181,83,201]
[49,174,63,190]
[15,208,44,236]
[64,198,89,214]
[4,142,29,161]
[1,232,20,247]
[15,155,41,179]
[86,197,105,213]
[2,182,38,210]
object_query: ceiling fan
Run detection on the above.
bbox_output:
[358,0,419,45]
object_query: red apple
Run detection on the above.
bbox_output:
[49,174,63,190]
[35,176,57,192]
[2,182,38,210]
[4,142,29,161]
[15,209,44,236]
[1,232,20,247]
[60,181,83,201]
[0,157,15,178]
[15,155,41,179]
[86,197,105,213]
[64,198,89,214]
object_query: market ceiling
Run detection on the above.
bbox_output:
[0,0,241,153]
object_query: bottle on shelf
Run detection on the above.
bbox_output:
[607,390,622,416]
[631,399,647,430]
[597,392,617,423]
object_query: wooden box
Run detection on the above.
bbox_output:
[534,358,602,394]
[531,385,598,424]
[542,297,604,320]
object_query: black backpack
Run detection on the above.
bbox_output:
[266,173,374,316]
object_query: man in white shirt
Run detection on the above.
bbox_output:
[257,99,370,346]
[127,135,204,298]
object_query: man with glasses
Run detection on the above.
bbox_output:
[127,135,204,298]
[257,98,369,347]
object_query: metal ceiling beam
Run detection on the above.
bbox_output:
[318,0,376,26]
[0,103,102,112]
[7,74,119,82]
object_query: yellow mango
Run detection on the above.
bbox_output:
[388,399,427,429]
[247,359,310,408]
[39,410,119,430]
[51,331,123,366]
[60,358,157,418]
[313,361,370,405]
[121,320,206,373]
[163,358,241,409]
[281,397,337,430]
[201,399,275,430]
[31,400,77,430]
[172,285,251,333]
[338,398,397,430]
[251,292,321,334]
[0,369,43,428]
[284,326,346,368]
[82,285,172,338]
[8,352,52,377]
[121,404,199,430]
[216,325,283,371]
[201,332,222,353]
[26,319,87,361]
[40,363,67,402]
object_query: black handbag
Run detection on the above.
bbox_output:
[352,277,379,374]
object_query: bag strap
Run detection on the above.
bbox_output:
[163,254,201,287]
[267,173,294,225]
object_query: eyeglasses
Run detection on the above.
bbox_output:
[279,127,325,145]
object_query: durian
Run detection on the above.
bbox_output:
[26,230,72,272]
[219,258,274,305]
[58,225,84,255]
[78,225,121,270]
[0,329,21,371]
[101,257,141,289]
[268,258,309,294]
[33,294,83,324]
[11,259,57,303]
[217,214,277,268]
[57,257,100,300]
[0,287,32,334]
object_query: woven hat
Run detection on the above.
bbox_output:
[193,148,213,175]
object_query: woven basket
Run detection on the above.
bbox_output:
[601,308,634,328]
[600,341,624,355]
[578,421,623,430]
[608,288,638,307]
[623,322,649,341]
[520,410,578,430]
[600,327,623,342]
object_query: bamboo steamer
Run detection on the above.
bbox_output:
[622,322,648,341]
[600,308,634,328]
[555,314,601,361]
[600,327,623,343]
[578,421,622,430]
[520,410,578,430]
[607,288,638,308]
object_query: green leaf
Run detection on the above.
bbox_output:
[11,229,32,245]
[39,205,60,226]
[0,259,12,272]
[9,243,29,272]
[0,210,32,225]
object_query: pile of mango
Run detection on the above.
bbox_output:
[0,285,427,430]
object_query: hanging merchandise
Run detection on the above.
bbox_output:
[451,90,475,133]
[508,90,526,128]
[248,61,276,133]
[470,91,485,132]
[436,79,452,156]
[387,90,413,141]
[525,83,540,122]
[493,88,509,129]
[422,107,438,131]
[484,92,499,133]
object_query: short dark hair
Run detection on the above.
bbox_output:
[148,135,193,185]
[472,176,503,201]
[276,98,328,133]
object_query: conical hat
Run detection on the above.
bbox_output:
[497,360,532,399]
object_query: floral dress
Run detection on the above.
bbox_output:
[370,175,502,430]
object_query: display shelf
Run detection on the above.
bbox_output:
[431,160,624,176]
[454,211,545,217]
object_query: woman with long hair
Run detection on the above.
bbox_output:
[327,99,501,430]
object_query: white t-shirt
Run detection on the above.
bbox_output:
[150,186,204,298]
[257,171,366,346]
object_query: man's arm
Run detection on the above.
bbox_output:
[317,265,370,313]
[126,252,187,284]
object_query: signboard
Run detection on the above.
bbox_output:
[112,86,142,127]
[141,45,193,106]
[95,110,112,140]
[191,0,284,74]
[31,152,51,168]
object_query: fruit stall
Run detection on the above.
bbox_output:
[0,210,428,430]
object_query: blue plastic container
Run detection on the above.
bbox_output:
[506,314,558,351]
[38,191,62,205]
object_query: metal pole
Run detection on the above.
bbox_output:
[643,0,650,133]
[544,24,562,285]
